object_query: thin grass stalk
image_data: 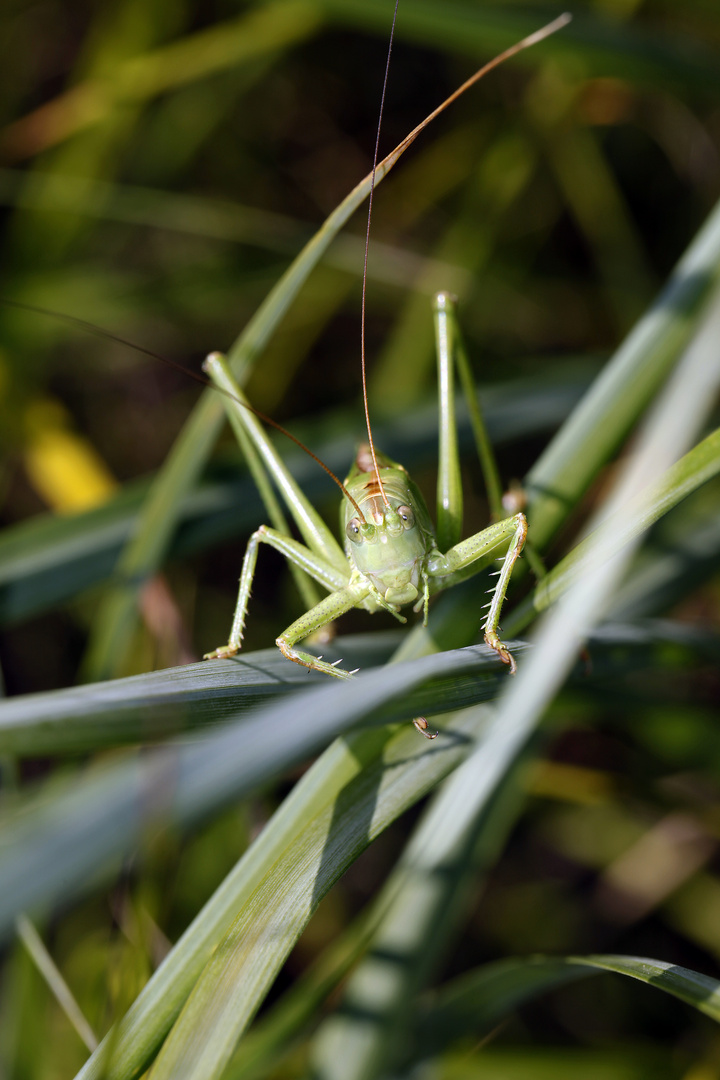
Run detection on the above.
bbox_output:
[526,194,720,550]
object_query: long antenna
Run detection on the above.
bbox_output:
[360,0,400,509]
[1,297,368,519]
[4,16,571,524]
[359,11,572,507]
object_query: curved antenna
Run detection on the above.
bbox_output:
[359,11,572,505]
[360,0,400,509]
[1,297,368,520]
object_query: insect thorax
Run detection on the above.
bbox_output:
[342,448,435,608]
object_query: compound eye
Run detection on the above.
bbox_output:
[397,505,415,529]
[346,517,363,544]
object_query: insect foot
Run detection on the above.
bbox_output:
[413,716,439,740]
[204,643,240,660]
[484,631,517,675]
[277,637,355,679]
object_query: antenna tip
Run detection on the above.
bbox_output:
[522,11,572,49]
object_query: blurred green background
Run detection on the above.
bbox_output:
[1,0,720,1077]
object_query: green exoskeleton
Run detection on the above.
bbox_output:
[203,291,527,738]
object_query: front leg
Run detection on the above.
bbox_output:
[205,526,349,661]
[279,580,438,739]
[277,578,372,678]
[427,513,527,672]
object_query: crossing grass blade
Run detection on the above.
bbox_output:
[0,641,520,947]
[526,194,720,551]
[507,424,720,636]
[0,639,514,756]
[73,704,493,1080]
[305,236,720,1080]
[411,954,720,1059]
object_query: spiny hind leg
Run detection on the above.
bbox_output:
[278,583,439,738]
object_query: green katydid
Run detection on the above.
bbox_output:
[198,11,571,735]
[201,303,527,738]
[5,12,568,735]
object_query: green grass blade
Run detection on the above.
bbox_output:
[310,731,531,1080]
[187,617,720,1080]
[74,704,492,1080]
[308,246,720,1080]
[507,425,720,635]
[0,640,515,757]
[223,908,382,1080]
[569,955,720,1021]
[413,954,720,1059]
[526,196,720,551]
[143,710,486,1080]
[223,910,381,1080]
[0,644,518,946]
[4,610,705,759]
[609,486,720,621]
[15,914,98,1052]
